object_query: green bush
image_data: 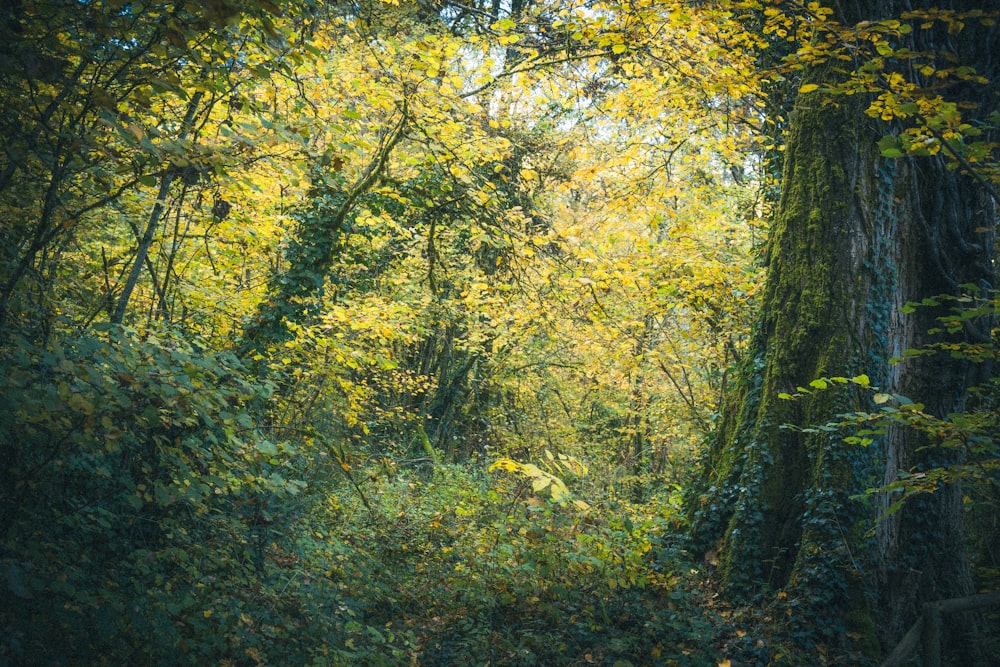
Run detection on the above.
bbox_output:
[296,462,721,665]
[1,327,722,665]
[0,326,306,664]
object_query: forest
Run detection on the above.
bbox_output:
[1,0,998,664]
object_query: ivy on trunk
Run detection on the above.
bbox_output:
[689,1,999,660]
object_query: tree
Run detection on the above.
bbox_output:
[0,0,298,338]
[689,1,999,660]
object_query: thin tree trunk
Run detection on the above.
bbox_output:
[111,91,203,325]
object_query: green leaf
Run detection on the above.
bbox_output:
[878,135,904,158]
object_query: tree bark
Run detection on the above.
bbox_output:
[111,92,204,325]
[689,1,998,660]
[876,146,996,660]
[690,83,889,648]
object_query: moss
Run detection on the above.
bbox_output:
[689,82,888,642]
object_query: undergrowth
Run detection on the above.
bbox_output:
[284,463,723,666]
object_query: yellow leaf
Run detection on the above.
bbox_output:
[531,477,552,493]
[489,458,522,473]
[798,83,820,94]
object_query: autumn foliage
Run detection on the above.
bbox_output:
[1,0,997,665]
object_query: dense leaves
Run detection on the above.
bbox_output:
[0,325,298,662]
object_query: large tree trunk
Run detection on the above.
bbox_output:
[689,83,893,653]
[689,1,998,660]
[877,149,996,656]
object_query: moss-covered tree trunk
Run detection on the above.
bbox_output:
[690,84,891,650]
[689,1,998,660]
